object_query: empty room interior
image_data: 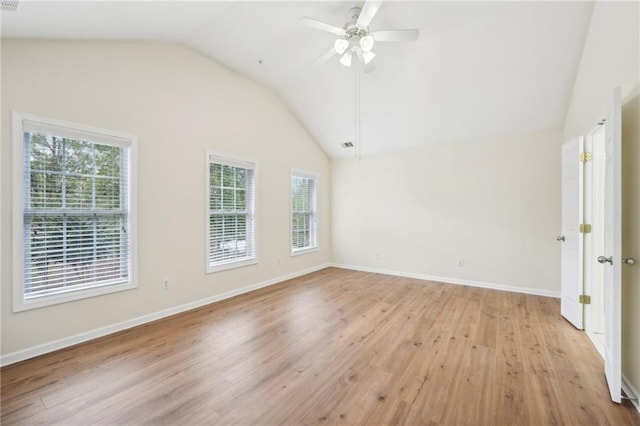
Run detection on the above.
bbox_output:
[1,0,640,424]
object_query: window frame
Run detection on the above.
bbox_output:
[205,151,258,273]
[12,111,138,312]
[290,169,319,256]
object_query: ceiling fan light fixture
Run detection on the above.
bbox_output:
[339,51,353,67]
[360,35,374,52]
[362,50,376,64]
[334,39,349,55]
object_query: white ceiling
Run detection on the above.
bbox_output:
[2,1,594,158]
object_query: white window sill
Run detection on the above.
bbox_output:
[14,281,137,312]
[291,247,318,257]
[207,258,258,274]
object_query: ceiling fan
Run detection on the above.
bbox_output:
[301,1,419,73]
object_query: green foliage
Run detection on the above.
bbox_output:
[25,132,127,293]
[291,177,312,212]
[29,134,121,209]
[291,177,315,249]
[208,162,252,262]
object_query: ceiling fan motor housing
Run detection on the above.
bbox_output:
[348,6,362,22]
[340,7,375,53]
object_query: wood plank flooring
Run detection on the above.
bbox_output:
[2,267,639,425]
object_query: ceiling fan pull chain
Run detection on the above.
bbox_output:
[355,68,361,162]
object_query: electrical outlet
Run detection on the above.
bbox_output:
[161,278,169,290]
[375,252,381,261]
[458,258,465,267]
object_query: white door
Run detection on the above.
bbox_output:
[584,125,607,354]
[560,137,584,329]
[600,87,622,403]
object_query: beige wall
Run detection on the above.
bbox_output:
[0,40,331,358]
[563,2,640,394]
[332,129,562,296]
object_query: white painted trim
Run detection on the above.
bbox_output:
[331,263,561,298]
[291,247,319,257]
[290,168,319,181]
[205,150,258,274]
[0,263,331,367]
[290,169,319,255]
[622,374,640,413]
[12,111,25,311]
[15,282,138,312]
[12,111,139,312]
[585,330,605,358]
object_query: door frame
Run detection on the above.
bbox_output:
[560,137,584,330]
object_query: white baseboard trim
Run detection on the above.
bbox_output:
[622,373,640,413]
[585,330,605,359]
[331,263,560,299]
[0,263,331,367]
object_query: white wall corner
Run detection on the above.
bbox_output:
[331,263,561,299]
[622,373,640,414]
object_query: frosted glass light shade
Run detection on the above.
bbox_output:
[339,50,353,67]
[362,50,376,64]
[334,39,349,55]
[360,35,374,52]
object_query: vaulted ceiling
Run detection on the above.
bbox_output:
[2,1,594,158]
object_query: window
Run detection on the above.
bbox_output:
[291,170,318,254]
[13,112,137,311]
[206,153,256,272]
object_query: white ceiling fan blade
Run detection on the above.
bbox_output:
[300,17,346,36]
[312,47,338,66]
[372,29,420,42]
[357,1,383,28]
[356,49,376,73]
[362,58,376,74]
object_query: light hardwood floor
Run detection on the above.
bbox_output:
[2,268,639,425]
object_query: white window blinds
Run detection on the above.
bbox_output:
[207,154,256,271]
[291,171,317,253]
[20,118,133,301]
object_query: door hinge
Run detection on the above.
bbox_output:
[579,295,591,304]
[579,152,592,162]
[579,224,592,233]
